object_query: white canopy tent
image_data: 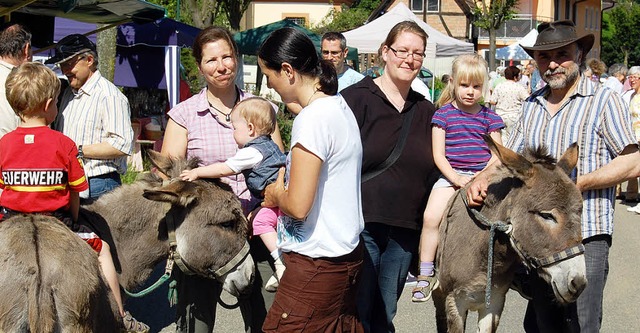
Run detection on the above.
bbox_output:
[495,29,538,61]
[343,3,474,59]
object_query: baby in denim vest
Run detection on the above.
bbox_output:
[181,97,287,291]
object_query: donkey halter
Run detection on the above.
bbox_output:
[123,178,250,300]
[459,191,584,307]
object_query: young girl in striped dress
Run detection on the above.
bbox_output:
[412,54,505,302]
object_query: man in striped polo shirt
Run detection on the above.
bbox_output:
[48,34,133,201]
[467,20,640,332]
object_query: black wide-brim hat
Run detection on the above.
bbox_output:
[45,34,96,65]
[522,20,594,58]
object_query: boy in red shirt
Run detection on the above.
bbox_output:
[0,62,148,332]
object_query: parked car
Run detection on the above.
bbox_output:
[361,66,434,88]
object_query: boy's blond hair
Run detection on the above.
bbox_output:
[6,62,61,118]
[233,97,276,136]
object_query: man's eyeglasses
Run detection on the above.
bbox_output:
[57,54,86,70]
[388,46,425,61]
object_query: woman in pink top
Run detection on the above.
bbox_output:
[161,26,284,333]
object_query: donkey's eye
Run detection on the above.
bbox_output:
[219,221,235,229]
[537,211,557,224]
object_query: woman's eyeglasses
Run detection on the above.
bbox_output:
[388,46,425,61]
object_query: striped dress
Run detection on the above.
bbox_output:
[506,75,637,239]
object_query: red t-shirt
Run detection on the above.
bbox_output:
[0,126,88,213]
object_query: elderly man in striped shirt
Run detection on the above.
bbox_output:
[48,34,133,201]
[466,20,640,333]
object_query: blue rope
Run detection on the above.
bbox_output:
[123,272,172,298]
[486,223,498,308]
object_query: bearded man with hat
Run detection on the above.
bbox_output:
[48,34,133,201]
[466,20,640,332]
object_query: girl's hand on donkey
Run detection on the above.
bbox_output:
[453,175,473,188]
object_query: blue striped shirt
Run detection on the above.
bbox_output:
[507,75,637,239]
[55,71,133,177]
[432,103,504,172]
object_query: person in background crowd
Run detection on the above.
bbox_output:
[585,58,607,83]
[603,63,628,95]
[517,64,530,89]
[0,23,31,138]
[623,66,640,209]
[441,73,452,85]
[467,20,640,333]
[489,65,529,142]
[341,21,439,333]
[259,26,364,332]
[49,34,133,201]
[321,31,364,92]
[527,61,544,92]
[161,26,284,333]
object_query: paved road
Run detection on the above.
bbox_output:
[145,199,640,332]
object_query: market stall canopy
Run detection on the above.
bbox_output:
[40,17,200,108]
[343,3,473,58]
[233,19,359,66]
[495,29,538,61]
[0,0,165,24]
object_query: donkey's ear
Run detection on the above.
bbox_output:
[557,143,579,176]
[143,180,198,207]
[146,150,173,178]
[483,134,534,179]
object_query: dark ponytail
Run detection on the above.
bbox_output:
[317,59,338,95]
[259,27,337,96]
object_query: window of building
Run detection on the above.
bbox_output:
[427,0,440,12]
[285,17,306,26]
[411,0,423,12]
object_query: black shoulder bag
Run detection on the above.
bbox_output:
[361,104,416,183]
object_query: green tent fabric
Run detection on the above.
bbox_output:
[234,19,359,67]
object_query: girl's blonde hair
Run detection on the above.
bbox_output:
[233,97,276,136]
[436,54,489,108]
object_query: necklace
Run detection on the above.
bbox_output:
[380,79,404,111]
[208,90,239,122]
[209,102,232,122]
[306,90,320,106]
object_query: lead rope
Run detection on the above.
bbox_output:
[459,191,512,308]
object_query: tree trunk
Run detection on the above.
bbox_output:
[96,25,117,82]
[489,28,497,71]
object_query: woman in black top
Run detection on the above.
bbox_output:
[341,21,439,333]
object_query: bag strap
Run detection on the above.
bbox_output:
[362,104,416,183]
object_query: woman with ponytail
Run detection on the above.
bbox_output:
[258,27,365,332]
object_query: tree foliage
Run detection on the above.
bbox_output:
[471,0,519,71]
[601,1,640,67]
[312,0,380,34]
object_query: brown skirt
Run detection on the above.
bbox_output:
[262,242,364,333]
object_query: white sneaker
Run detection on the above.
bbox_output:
[627,204,640,213]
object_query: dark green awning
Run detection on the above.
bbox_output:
[0,0,165,24]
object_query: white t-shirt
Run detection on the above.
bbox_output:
[277,95,364,258]
[225,147,264,173]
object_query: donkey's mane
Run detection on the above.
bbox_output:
[522,145,558,169]
[137,156,232,191]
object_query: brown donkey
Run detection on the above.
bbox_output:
[433,137,586,333]
[0,151,253,332]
